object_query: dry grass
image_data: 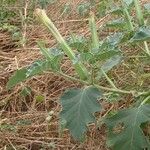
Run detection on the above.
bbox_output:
[0,0,149,150]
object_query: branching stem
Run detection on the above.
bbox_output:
[101,69,117,89]
[56,71,147,96]
[122,3,134,31]
[144,41,150,56]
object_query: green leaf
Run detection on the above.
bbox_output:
[106,18,127,29]
[61,3,71,16]
[38,41,53,60]
[79,48,120,64]
[106,32,124,46]
[105,92,120,103]
[101,55,122,73]
[77,2,91,16]
[98,0,108,17]
[7,68,27,90]
[79,52,93,63]
[109,6,124,15]
[96,55,122,80]
[119,31,134,43]
[20,86,31,97]
[38,0,57,9]
[35,95,45,102]
[38,41,63,70]
[38,41,63,60]
[1,0,17,4]
[16,119,32,126]
[130,26,150,42]
[67,35,88,52]
[7,60,54,89]
[144,3,150,12]
[105,104,150,150]
[95,50,121,62]
[144,3,150,18]
[47,48,63,70]
[60,86,102,140]
[26,60,51,77]
[0,123,17,132]
[123,0,133,7]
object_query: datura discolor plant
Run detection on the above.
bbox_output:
[7,0,150,149]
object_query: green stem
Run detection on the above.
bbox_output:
[101,69,117,89]
[35,9,89,80]
[56,71,146,96]
[133,0,144,26]
[94,84,135,95]
[58,71,86,84]
[37,41,53,60]
[140,95,150,106]
[144,41,150,56]
[122,4,134,31]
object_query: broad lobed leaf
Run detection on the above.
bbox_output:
[60,86,102,140]
[7,68,27,90]
[26,60,52,77]
[105,104,150,150]
[7,60,58,89]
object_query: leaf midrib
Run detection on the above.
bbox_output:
[130,107,141,150]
